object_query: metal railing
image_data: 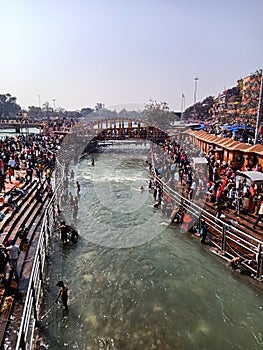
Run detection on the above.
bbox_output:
[15,159,64,350]
[151,150,263,280]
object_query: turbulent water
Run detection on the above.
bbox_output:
[40,144,263,350]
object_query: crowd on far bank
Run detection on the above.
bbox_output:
[149,136,263,234]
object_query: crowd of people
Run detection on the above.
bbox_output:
[149,135,263,241]
[0,120,79,287]
[202,121,256,144]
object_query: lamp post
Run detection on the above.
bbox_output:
[181,93,185,121]
[53,99,56,111]
[254,69,263,145]
[193,77,199,120]
[38,95,41,109]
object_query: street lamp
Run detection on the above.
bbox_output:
[193,77,199,120]
[38,95,41,109]
[53,99,56,111]
[181,93,185,121]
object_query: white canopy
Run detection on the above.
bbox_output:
[237,171,263,182]
[191,157,208,165]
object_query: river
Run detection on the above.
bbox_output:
[39,143,263,350]
[0,127,40,139]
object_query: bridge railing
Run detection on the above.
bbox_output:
[15,159,64,350]
[81,120,169,140]
[151,150,263,280]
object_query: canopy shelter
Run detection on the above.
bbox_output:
[237,171,263,182]
[191,157,208,170]
[236,171,263,192]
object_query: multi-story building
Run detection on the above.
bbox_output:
[210,69,262,125]
[240,69,262,120]
[210,86,241,123]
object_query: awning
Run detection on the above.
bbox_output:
[237,171,263,182]
[191,157,208,165]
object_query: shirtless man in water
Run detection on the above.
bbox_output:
[55,281,68,310]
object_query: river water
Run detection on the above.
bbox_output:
[40,144,263,350]
[0,127,40,139]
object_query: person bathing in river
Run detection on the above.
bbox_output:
[229,256,242,270]
[54,221,79,243]
[76,181,81,194]
[54,221,69,244]
[199,220,208,243]
[55,281,68,310]
[170,205,184,224]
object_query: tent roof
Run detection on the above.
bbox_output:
[244,144,263,154]
[237,171,263,182]
[191,157,208,165]
[228,143,250,151]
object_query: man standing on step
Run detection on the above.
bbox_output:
[55,280,68,310]
[6,240,20,281]
[8,157,15,176]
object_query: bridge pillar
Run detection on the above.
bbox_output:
[128,120,131,137]
[138,122,140,138]
[146,125,150,139]
[110,120,113,137]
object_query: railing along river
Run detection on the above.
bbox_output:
[151,150,263,281]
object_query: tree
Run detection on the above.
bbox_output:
[142,100,175,130]
[43,101,52,112]
[95,103,104,111]
[28,106,42,119]
[80,107,93,115]
[0,94,21,119]
[183,96,214,121]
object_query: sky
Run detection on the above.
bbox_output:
[1,0,263,112]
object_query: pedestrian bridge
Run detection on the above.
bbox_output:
[76,118,171,143]
[0,121,43,132]
[56,117,173,163]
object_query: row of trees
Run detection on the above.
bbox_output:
[182,96,214,121]
[0,94,179,130]
[0,94,21,118]
[0,92,214,128]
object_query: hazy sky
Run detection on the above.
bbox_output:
[1,0,263,112]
